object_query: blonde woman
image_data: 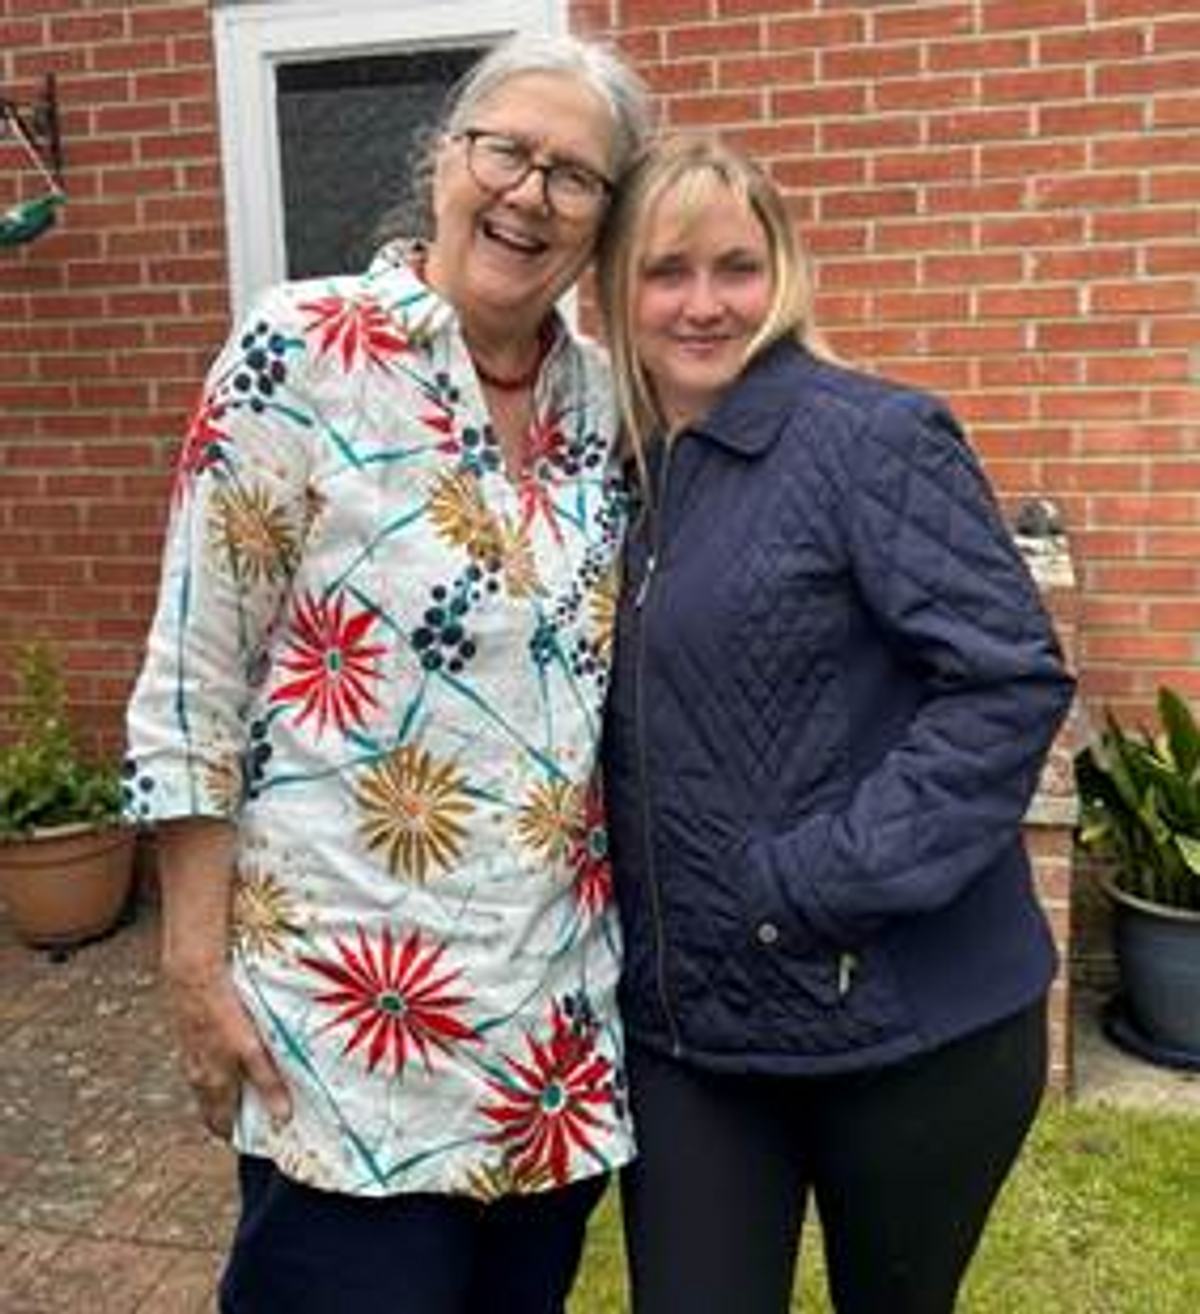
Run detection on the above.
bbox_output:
[597,135,1074,1314]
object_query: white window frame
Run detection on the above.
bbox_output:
[213,0,562,316]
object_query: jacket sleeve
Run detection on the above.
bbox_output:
[752,390,1075,947]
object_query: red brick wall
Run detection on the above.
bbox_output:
[0,0,226,752]
[2,0,1198,750]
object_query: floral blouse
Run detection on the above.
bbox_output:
[124,249,635,1198]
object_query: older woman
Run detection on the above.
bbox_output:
[598,135,1074,1314]
[125,33,650,1314]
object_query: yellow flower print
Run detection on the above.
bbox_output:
[587,568,618,661]
[427,471,503,560]
[232,866,306,960]
[356,744,475,883]
[209,482,298,584]
[496,517,543,599]
[461,1157,553,1202]
[515,780,581,864]
[202,751,244,814]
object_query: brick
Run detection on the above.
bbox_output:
[1034,321,1141,352]
[872,289,970,320]
[977,286,1080,319]
[1038,102,1145,136]
[927,106,1034,145]
[767,12,866,50]
[1097,56,1200,96]
[819,187,919,221]
[875,217,975,253]
[982,0,1088,29]
[1092,280,1197,314]
[640,60,714,95]
[665,90,763,126]
[821,46,923,82]
[1032,247,1137,281]
[929,35,1031,72]
[981,357,1083,388]
[626,0,714,25]
[874,73,975,112]
[718,50,815,92]
[770,84,869,118]
[1154,95,1200,128]
[1037,25,1146,63]
[668,21,761,58]
[873,148,975,184]
[821,118,920,152]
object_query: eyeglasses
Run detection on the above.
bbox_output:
[454,129,614,219]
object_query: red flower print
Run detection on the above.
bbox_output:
[269,591,386,738]
[302,926,480,1075]
[300,294,412,371]
[518,412,568,542]
[569,783,612,917]
[479,1000,614,1188]
[173,392,230,501]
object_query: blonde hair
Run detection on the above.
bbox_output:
[596,133,827,470]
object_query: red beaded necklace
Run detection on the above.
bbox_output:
[470,324,555,393]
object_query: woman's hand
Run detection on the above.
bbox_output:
[154,816,293,1139]
[164,960,292,1140]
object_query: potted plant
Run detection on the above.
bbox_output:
[1075,685,1200,1069]
[0,642,135,951]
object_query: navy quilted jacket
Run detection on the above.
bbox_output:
[603,342,1075,1075]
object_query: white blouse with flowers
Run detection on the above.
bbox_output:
[125,248,635,1198]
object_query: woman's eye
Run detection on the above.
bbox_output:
[555,165,599,196]
[483,137,527,165]
[722,258,765,278]
[642,261,688,283]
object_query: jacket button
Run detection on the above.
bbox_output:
[756,921,780,946]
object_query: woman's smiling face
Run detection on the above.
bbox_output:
[425,72,614,338]
[632,179,775,432]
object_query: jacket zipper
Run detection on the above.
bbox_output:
[633,441,684,1057]
[837,950,858,998]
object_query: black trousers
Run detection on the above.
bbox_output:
[219,1157,607,1314]
[622,1000,1047,1314]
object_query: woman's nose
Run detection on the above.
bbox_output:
[502,166,553,214]
[682,276,722,320]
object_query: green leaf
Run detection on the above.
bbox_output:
[1177,834,1200,876]
[1158,686,1200,779]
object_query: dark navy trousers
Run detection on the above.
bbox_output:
[219,1158,606,1313]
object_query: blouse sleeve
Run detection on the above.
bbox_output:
[124,288,315,824]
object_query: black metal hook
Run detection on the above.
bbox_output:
[0,72,64,187]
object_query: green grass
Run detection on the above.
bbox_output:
[570,1098,1200,1312]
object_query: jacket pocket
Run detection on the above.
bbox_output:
[704,834,912,1055]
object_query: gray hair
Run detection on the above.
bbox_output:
[376,31,652,245]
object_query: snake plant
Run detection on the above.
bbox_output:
[1075,687,1200,912]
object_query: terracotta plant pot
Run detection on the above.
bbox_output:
[0,823,136,949]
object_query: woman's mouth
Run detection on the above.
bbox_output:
[480,217,548,257]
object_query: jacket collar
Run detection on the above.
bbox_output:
[684,337,812,458]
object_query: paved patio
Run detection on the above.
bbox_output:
[1,892,1198,1313]
[0,900,231,1312]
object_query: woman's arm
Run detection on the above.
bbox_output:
[750,391,1075,947]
